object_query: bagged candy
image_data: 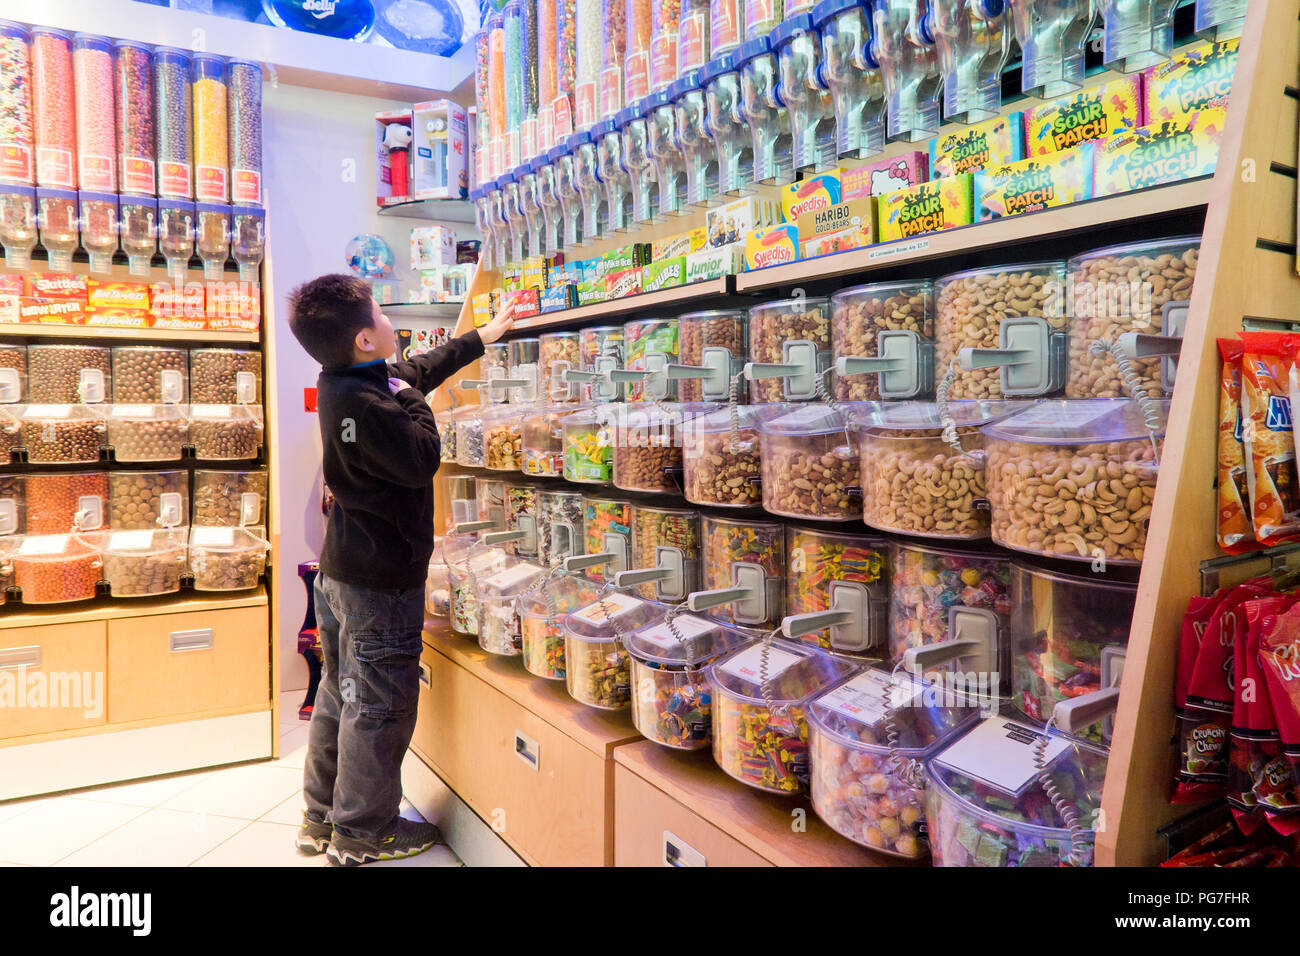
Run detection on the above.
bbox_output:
[1229,597,1293,820]
[1241,332,1300,544]
[1256,600,1300,834]
[1217,339,1256,553]
[1173,588,1229,802]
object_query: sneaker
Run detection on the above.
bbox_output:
[296,812,332,855]
[326,817,445,867]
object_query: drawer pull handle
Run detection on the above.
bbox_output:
[0,646,40,670]
[514,730,539,771]
[663,830,706,867]
[418,661,432,688]
[170,628,215,652]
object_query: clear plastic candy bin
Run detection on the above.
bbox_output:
[188,526,269,591]
[436,407,456,462]
[20,404,106,464]
[623,318,680,402]
[629,500,700,602]
[562,405,613,483]
[453,405,486,467]
[582,493,633,584]
[757,403,859,520]
[107,404,188,462]
[747,296,831,402]
[539,487,584,567]
[476,558,547,656]
[809,669,981,857]
[540,330,582,402]
[682,403,761,508]
[191,469,265,527]
[189,404,263,460]
[12,533,102,604]
[626,611,757,750]
[613,402,683,494]
[0,342,27,404]
[481,405,523,471]
[983,399,1164,565]
[1011,562,1136,737]
[425,545,450,618]
[111,345,188,404]
[708,638,858,794]
[677,309,747,403]
[785,525,889,656]
[926,717,1108,866]
[832,280,934,401]
[562,592,666,709]
[24,471,108,534]
[97,527,188,597]
[189,348,261,404]
[26,344,111,404]
[519,572,599,680]
[521,403,569,477]
[699,514,784,629]
[444,531,512,636]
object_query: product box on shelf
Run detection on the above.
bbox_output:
[781,172,842,223]
[418,265,471,302]
[744,223,800,270]
[1023,75,1144,156]
[930,114,1025,178]
[685,242,743,282]
[375,109,415,206]
[1093,118,1223,195]
[706,197,779,248]
[841,152,930,198]
[0,294,17,324]
[651,227,707,261]
[640,257,686,293]
[797,197,877,258]
[206,282,261,332]
[877,175,974,242]
[472,292,493,327]
[504,288,541,318]
[19,298,86,325]
[539,283,577,311]
[27,272,88,302]
[412,100,469,200]
[576,279,606,306]
[1144,39,1238,126]
[0,275,23,297]
[410,225,457,271]
[396,328,451,359]
[85,308,152,328]
[974,146,1095,220]
[87,280,151,312]
[605,267,642,299]
[599,243,652,276]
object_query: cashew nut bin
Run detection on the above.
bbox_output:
[756,404,859,520]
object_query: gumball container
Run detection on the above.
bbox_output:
[73,34,115,192]
[227,59,262,204]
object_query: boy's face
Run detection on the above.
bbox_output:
[353,299,397,363]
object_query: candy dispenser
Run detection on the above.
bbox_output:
[570,131,604,245]
[0,21,34,186]
[535,152,563,252]
[73,34,115,192]
[13,534,102,604]
[813,0,888,160]
[539,486,585,566]
[0,406,18,462]
[870,0,942,142]
[601,0,629,121]
[106,404,188,462]
[518,160,544,256]
[476,476,507,528]
[552,143,585,248]
[522,404,567,476]
[195,202,231,279]
[621,500,700,602]
[470,186,493,270]
[445,475,479,529]
[738,37,795,187]
[189,403,263,461]
[982,399,1164,565]
[1010,562,1135,736]
[746,0,782,37]
[97,527,188,598]
[670,71,721,207]
[681,404,762,508]
[708,638,858,793]
[119,194,157,276]
[627,611,756,749]
[627,0,655,103]
[644,90,686,218]
[31,28,76,189]
[157,199,195,281]
[27,344,110,404]
[831,280,934,401]
[227,59,262,205]
[540,331,582,403]
[486,180,510,266]
[189,348,260,404]
[679,0,711,75]
[1096,0,1177,72]
[231,205,266,281]
[508,336,542,404]
[505,477,543,559]
[191,54,229,202]
[562,406,614,482]
[20,405,106,465]
[453,404,486,467]
[621,317,679,402]
[691,514,784,627]
[537,0,558,152]
[153,47,193,199]
[520,571,599,679]
[25,471,107,534]
[757,404,859,520]
[481,341,512,405]
[745,296,831,402]
[1006,0,1091,99]
[651,0,684,90]
[488,12,507,176]
[503,1,524,168]
[580,493,634,584]
[673,310,746,402]
[436,408,457,463]
[475,28,492,173]
[596,118,633,234]
[562,592,664,709]
[784,525,888,655]
[619,103,658,225]
[0,474,24,536]
[79,191,118,274]
[189,526,269,591]
[1195,0,1247,40]
[772,15,837,174]
[577,325,625,402]
[191,469,264,527]
[0,183,36,267]
[935,260,1067,400]
[477,557,546,655]
[519,0,540,162]
[809,668,980,855]
[710,0,745,55]
[427,541,451,618]
[0,342,25,404]
[445,528,509,636]
[929,0,1011,124]
[500,173,527,264]
[36,187,78,272]
[575,0,601,128]
[613,403,683,493]
[703,53,756,195]
[476,399,522,468]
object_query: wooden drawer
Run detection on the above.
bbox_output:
[0,621,107,739]
[615,764,771,867]
[410,642,441,764]
[107,606,269,724]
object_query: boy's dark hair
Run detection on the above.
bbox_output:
[287,273,377,368]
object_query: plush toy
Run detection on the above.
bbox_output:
[383,122,414,198]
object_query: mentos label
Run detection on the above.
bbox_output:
[744,223,799,270]
[781,173,842,223]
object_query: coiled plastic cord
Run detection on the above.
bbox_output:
[1033,718,1090,867]
[885,662,926,789]
[1089,337,1163,464]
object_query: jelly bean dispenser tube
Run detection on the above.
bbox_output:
[710,0,744,56]
[650,0,682,91]
[739,37,795,186]
[114,40,155,195]
[519,0,539,162]
[813,0,887,160]
[599,0,628,122]
[78,190,118,274]
[36,186,78,272]
[929,0,1010,125]
[645,89,686,218]
[872,0,942,143]
[153,47,193,199]
[474,29,491,172]
[231,205,265,281]
[119,194,157,277]
[1007,0,1089,99]
[487,14,505,178]
[571,132,604,247]
[1096,0,1176,72]
[227,59,263,205]
[0,20,34,186]
[31,28,76,189]
[618,105,658,226]
[503,1,524,168]
[73,34,116,193]
[772,15,837,175]
[627,0,655,103]
[677,0,710,77]
[670,72,720,207]
[158,199,195,282]
[195,202,231,279]
[552,145,584,248]
[191,54,229,202]
[574,0,601,129]
[537,0,557,153]
[702,54,755,197]
[555,0,577,139]
[500,174,527,266]
[596,118,633,234]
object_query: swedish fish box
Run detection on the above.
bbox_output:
[1093,117,1223,196]
[797,197,877,258]
[780,172,842,223]
[974,146,1094,220]
[1023,75,1142,156]
[877,175,973,242]
[744,223,800,270]
[930,114,1024,178]
[1144,39,1238,126]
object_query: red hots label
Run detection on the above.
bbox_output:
[896,185,946,237]
[1000,165,1056,215]
[1050,100,1110,151]
[1115,129,1200,190]
[945,131,992,175]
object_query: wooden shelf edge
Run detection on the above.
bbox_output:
[0,588,269,630]
[509,277,732,333]
[735,178,1213,292]
[0,323,261,344]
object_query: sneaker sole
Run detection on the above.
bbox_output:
[296,832,330,854]
[325,842,439,867]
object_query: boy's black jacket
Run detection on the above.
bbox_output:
[315,329,484,590]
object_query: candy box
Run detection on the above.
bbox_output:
[652,227,707,260]
[88,279,152,311]
[505,288,540,318]
[206,282,261,323]
[539,283,577,312]
[974,146,1094,220]
[85,308,151,328]
[685,243,743,283]
[1093,118,1223,196]
[930,114,1024,178]
[1144,39,1238,127]
[410,225,457,271]
[744,223,800,271]
[640,257,686,294]
[520,254,549,291]
[0,275,24,297]
[841,151,929,199]
[797,197,877,258]
[877,175,974,242]
[599,244,651,277]
[576,278,607,306]
[604,267,642,299]
[781,172,842,223]
[19,297,85,324]
[0,293,17,323]
[472,292,493,328]
[706,197,779,248]
[1023,75,1143,156]
[27,272,88,302]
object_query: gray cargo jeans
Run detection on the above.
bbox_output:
[303,573,425,843]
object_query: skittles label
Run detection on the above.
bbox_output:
[1093,117,1223,196]
[1145,38,1238,127]
[974,145,1094,220]
[780,172,842,223]
[1024,75,1143,156]
[930,114,1024,178]
[744,223,799,270]
[877,174,973,242]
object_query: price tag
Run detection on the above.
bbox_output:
[112,404,155,418]
[1000,402,1116,431]
[193,405,234,420]
[20,534,68,556]
[633,615,716,652]
[191,527,235,547]
[569,592,642,626]
[109,530,154,551]
[25,405,72,419]
[482,562,543,591]
[718,643,803,684]
[932,716,1071,796]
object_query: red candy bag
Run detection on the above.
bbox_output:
[1173,590,1230,802]
[1218,339,1258,553]
[1239,332,1300,544]
[1229,597,1295,818]
[1257,600,1300,833]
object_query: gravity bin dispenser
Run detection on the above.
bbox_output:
[930,0,1013,124]
[813,0,889,161]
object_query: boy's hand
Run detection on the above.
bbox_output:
[388,376,410,394]
[478,302,518,345]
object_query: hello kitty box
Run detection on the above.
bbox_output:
[841,151,930,200]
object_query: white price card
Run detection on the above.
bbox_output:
[112,404,155,418]
[24,405,72,419]
[482,562,543,591]
[108,530,154,551]
[932,717,1071,796]
[19,534,68,556]
[718,643,803,685]
[191,527,235,547]
[814,670,896,725]
[569,592,642,626]
[633,615,716,652]
[1000,402,1116,432]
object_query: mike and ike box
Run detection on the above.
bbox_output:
[1023,75,1143,156]
[974,146,1094,220]
[877,175,973,242]
[930,114,1024,177]
[1144,38,1237,127]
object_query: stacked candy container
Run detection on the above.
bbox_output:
[231,205,265,281]
[425,541,450,618]
[0,182,36,266]
[195,202,231,279]
[120,194,158,276]
[582,492,633,582]
[507,336,541,403]
[519,160,544,256]
[453,404,486,467]
[682,404,761,508]
[153,47,192,198]
[785,525,888,656]
[477,557,546,655]
[812,0,887,160]
[670,71,720,207]
[554,0,577,138]
[645,90,686,218]
[627,610,756,749]
[36,187,78,272]
[613,402,682,493]
[20,405,106,465]
[191,54,228,202]
[709,637,857,793]
[623,318,679,402]
[929,0,1011,124]
[738,36,794,187]
[522,404,568,477]
[702,53,754,196]
[677,309,746,403]
[809,668,981,856]
[578,325,624,402]
[97,528,188,598]
[534,153,563,253]
[872,0,942,142]
[757,404,859,521]
[538,486,584,567]
[504,478,542,559]
[1007,0,1090,99]
[157,199,195,281]
[436,407,456,462]
[651,0,683,91]
[188,526,269,591]
[227,59,262,205]
[0,21,34,186]
[73,35,115,192]
[627,500,700,602]
[520,571,599,679]
[13,534,102,604]
[831,280,934,401]
[482,406,523,471]
[626,0,654,103]
[562,591,665,709]
[79,191,118,274]
[503,2,524,168]
[552,143,584,248]
[574,0,601,129]
[746,296,831,403]
[1096,0,1176,72]
[0,342,25,405]
[600,0,628,121]
[488,13,506,176]
[475,29,492,179]
[114,41,154,195]
[772,15,837,174]
[562,405,613,482]
[444,529,511,637]
[31,28,76,189]
[24,471,107,534]
[696,514,784,628]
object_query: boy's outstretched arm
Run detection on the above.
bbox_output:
[388,302,518,395]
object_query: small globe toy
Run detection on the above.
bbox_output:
[345,234,395,279]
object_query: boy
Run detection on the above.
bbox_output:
[286,273,516,866]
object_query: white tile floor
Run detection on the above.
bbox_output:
[0,692,463,868]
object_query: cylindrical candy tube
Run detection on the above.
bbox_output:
[625,0,653,103]
[520,0,539,161]
[154,47,192,198]
[31,28,76,189]
[475,29,491,158]
[678,0,709,77]
[600,0,627,120]
[709,0,742,56]
[73,34,115,192]
[575,0,601,129]
[650,0,681,92]
[191,53,228,202]
[488,14,505,177]
[537,0,556,153]
[744,0,779,40]
[555,0,576,137]
[227,59,262,205]
[114,40,154,195]
[504,1,523,168]
[0,20,34,185]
